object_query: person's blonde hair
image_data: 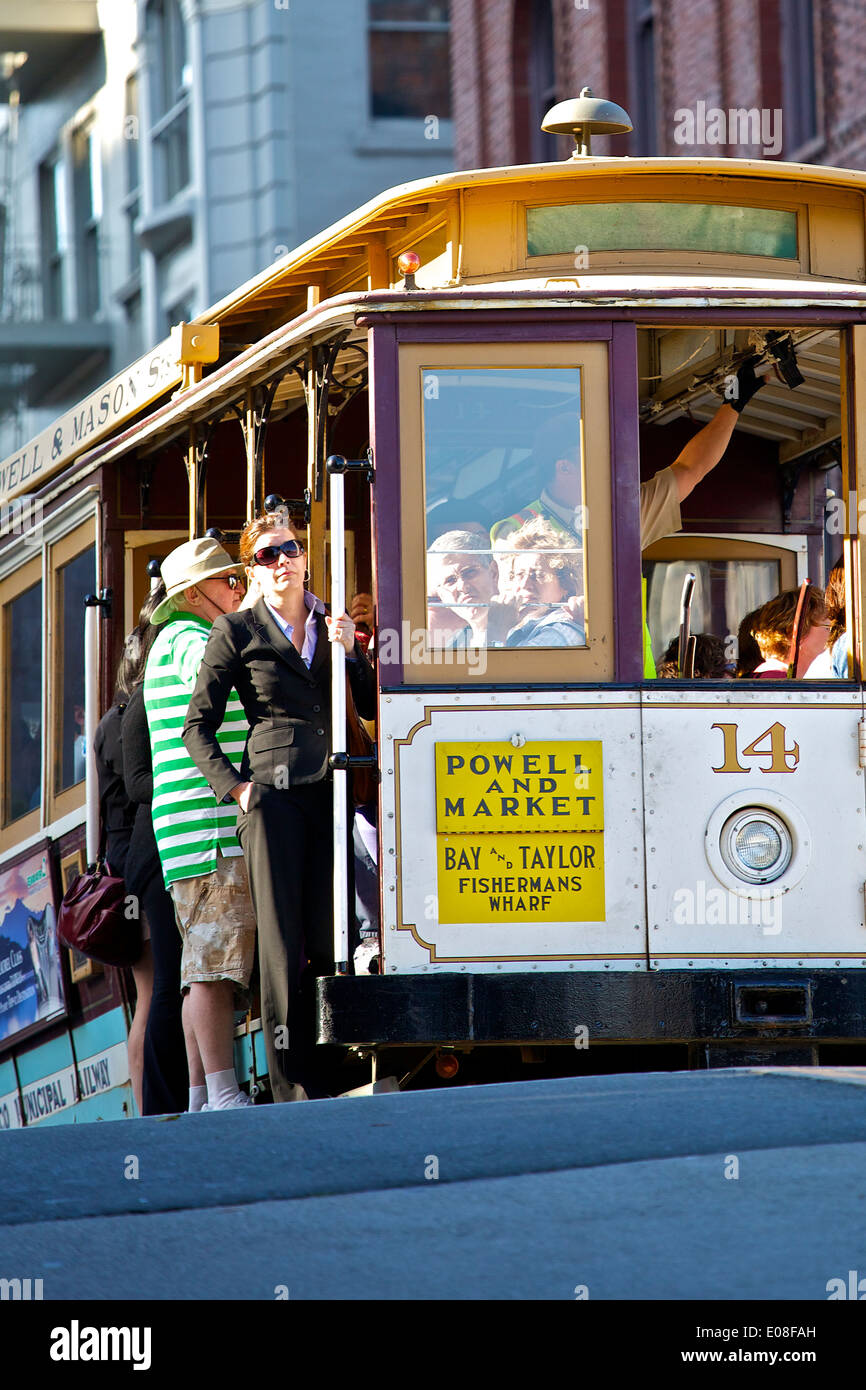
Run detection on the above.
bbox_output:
[751,586,825,662]
[238,509,300,569]
[509,517,582,597]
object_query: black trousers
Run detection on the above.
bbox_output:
[140,875,189,1116]
[237,780,336,1101]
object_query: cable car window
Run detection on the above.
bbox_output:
[56,544,96,792]
[423,367,587,650]
[6,581,43,824]
[526,202,798,259]
[645,557,781,671]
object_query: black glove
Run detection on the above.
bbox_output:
[726,355,765,414]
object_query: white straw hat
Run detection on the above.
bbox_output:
[151,537,242,624]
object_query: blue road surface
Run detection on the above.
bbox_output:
[2,1068,865,1300]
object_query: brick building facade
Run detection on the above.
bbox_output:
[451,0,866,172]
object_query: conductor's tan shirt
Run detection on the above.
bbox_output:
[640,466,682,550]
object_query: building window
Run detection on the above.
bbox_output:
[124,74,141,276]
[39,155,67,318]
[528,1,556,161]
[147,0,191,202]
[71,122,101,317]
[164,296,194,338]
[368,0,451,120]
[628,0,657,156]
[781,0,820,158]
[125,289,144,362]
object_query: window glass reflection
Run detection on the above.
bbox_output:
[58,546,95,791]
[424,367,586,650]
[7,583,42,823]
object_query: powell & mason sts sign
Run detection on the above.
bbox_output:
[0,340,182,512]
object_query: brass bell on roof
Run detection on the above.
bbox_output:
[541,87,632,158]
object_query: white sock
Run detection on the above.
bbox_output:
[206,1068,241,1110]
[188,1085,208,1113]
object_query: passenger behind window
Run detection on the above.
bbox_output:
[427,521,585,649]
[503,518,585,649]
[656,633,733,679]
[735,609,763,678]
[805,560,848,678]
[426,506,492,644]
[427,531,499,646]
[749,587,828,678]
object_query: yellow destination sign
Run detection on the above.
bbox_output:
[437,833,605,923]
[435,740,603,834]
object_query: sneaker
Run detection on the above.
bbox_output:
[353,937,380,974]
[204,1091,254,1111]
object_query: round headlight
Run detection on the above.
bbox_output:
[719,809,793,884]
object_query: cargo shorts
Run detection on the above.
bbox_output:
[170,853,257,991]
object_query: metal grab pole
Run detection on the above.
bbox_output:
[84,597,101,863]
[329,466,349,973]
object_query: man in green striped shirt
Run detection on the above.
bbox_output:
[144,538,256,1112]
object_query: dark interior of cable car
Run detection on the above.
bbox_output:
[119,319,846,691]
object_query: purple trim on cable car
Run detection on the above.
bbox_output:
[362,304,866,329]
[392,322,614,343]
[609,323,643,682]
[368,324,403,686]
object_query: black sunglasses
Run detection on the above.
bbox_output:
[253,539,306,567]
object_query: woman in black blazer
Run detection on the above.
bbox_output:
[182,513,375,1101]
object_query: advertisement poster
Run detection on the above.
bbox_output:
[0,845,66,1046]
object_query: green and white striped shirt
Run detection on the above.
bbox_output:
[144,613,248,886]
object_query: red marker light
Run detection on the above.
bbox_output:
[435,1051,460,1080]
[397,251,421,276]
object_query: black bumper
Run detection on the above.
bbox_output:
[317,969,866,1047]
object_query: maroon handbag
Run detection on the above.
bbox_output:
[57,820,142,968]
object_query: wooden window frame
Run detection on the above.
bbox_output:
[50,520,97,824]
[0,500,99,855]
[397,339,614,685]
[0,555,43,850]
[520,193,807,280]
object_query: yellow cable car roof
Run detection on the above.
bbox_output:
[202,156,866,332]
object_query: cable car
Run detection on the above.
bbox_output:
[3,92,866,1114]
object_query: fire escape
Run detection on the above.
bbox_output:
[0,2,112,444]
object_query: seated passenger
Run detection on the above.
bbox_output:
[427,531,499,646]
[656,633,732,679]
[735,610,762,678]
[505,518,585,648]
[805,561,848,678]
[749,587,828,678]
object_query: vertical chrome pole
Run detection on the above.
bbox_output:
[330,465,349,972]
